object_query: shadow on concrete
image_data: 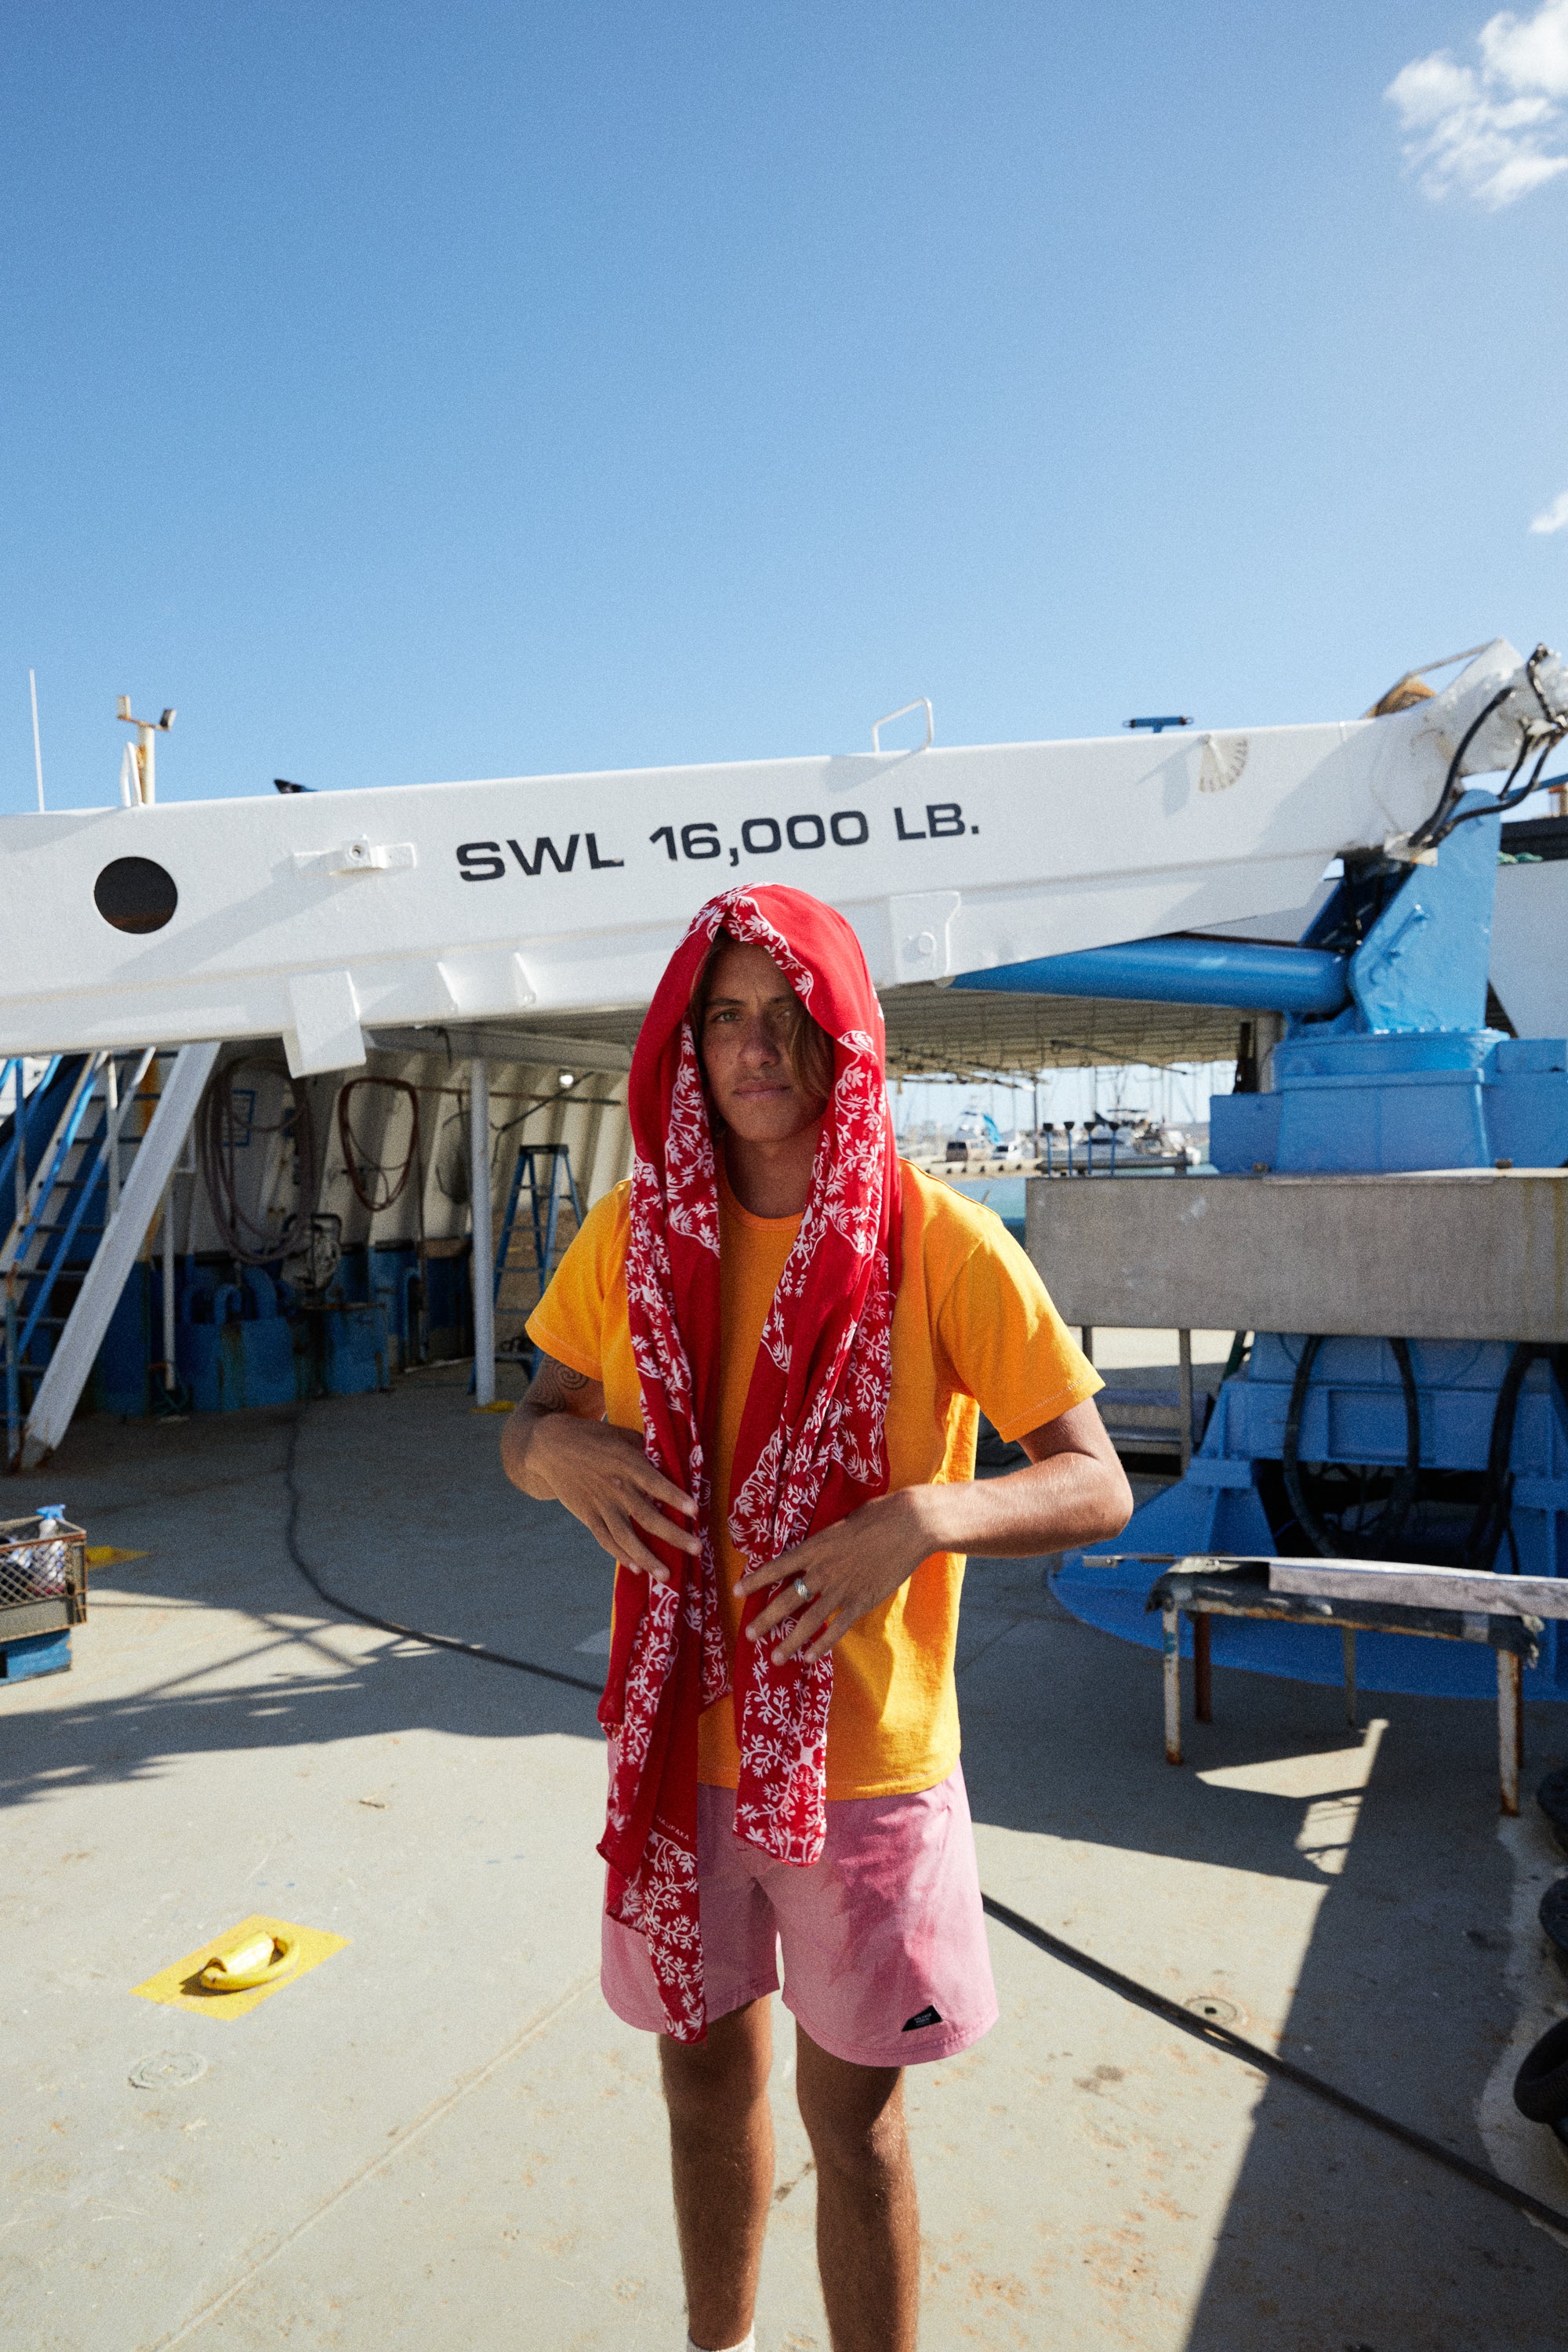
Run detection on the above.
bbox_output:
[0,1381,608,1811]
[957,1557,1568,2350]
[1177,1699,1568,2352]
[0,1616,602,1809]
[958,1558,1371,1884]
[11,1381,1568,2343]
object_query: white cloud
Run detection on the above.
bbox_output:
[1386,0,1568,206]
[1530,490,1568,533]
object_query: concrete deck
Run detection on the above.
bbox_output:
[3,1370,1567,2348]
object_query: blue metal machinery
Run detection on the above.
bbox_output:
[954,933,1352,1018]
[0,1062,459,1430]
[964,789,1568,1700]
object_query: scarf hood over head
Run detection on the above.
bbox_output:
[597,884,902,2041]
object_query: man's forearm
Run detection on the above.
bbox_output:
[898,1450,1130,1562]
[500,1403,566,1501]
[502,1355,605,1502]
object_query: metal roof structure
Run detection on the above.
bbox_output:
[400,985,1254,1084]
[876,984,1249,1080]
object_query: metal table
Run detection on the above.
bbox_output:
[1128,1554,1568,1815]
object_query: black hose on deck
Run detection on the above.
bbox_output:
[981,1895,1568,2236]
[281,1411,602,1697]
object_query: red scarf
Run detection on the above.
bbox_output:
[597,885,902,2042]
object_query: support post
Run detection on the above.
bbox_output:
[1498,1647,1523,1817]
[5,1286,18,1468]
[161,1180,177,1393]
[103,1057,121,1218]
[1080,1325,1094,1367]
[1192,1610,1212,1724]
[1163,1602,1182,1765]
[1178,1327,1193,1475]
[470,1058,495,1406]
[1342,1628,1358,1729]
[13,1065,25,1230]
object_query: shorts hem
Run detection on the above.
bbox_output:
[780,1992,1000,2071]
[601,1969,782,2038]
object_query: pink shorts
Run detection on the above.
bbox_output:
[601,1763,998,2069]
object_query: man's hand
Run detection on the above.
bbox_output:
[735,1486,936,1668]
[736,1396,1131,1665]
[500,1354,699,1579]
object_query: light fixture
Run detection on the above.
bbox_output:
[558,1071,576,1089]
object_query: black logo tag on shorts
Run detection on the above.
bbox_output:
[902,2004,943,2031]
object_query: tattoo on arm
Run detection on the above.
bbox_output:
[525,1353,597,1416]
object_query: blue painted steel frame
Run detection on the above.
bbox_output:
[950,935,1351,1016]
[1041,786,1568,1698]
[1059,1339,1568,1698]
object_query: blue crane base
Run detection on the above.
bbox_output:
[1057,1334,1568,1702]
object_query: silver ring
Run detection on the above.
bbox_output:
[793,1577,811,1603]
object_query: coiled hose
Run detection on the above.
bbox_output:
[197,1053,321,1267]
[1282,1335,1420,1558]
[1465,1343,1568,1572]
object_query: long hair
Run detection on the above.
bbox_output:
[688,927,834,1115]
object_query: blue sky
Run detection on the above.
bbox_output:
[4,1,1567,814]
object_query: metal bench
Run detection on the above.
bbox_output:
[1121,1553,1568,1815]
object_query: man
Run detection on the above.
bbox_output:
[502,884,1130,2352]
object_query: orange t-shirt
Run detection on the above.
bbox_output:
[525,1160,1100,1799]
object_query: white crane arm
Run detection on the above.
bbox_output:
[0,639,1554,1073]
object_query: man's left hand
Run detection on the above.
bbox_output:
[734,1489,935,1667]
[731,1398,1134,1665]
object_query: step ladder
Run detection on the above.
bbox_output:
[1,1042,220,1468]
[484,1144,583,1379]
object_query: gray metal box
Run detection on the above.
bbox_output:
[1024,1169,1568,1341]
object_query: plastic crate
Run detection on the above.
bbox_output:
[0,1512,88,1648]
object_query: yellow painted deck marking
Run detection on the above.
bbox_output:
[132,1914,348,2018]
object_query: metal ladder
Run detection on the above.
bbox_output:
[485,1143,583,1376]
[1,1043,220,1468]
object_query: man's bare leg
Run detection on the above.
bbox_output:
[659,1998,775,2350]
[794,2024,919,2352]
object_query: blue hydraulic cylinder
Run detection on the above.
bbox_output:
[949,935,1351,1017]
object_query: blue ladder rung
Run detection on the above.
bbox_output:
[471,1145,584,1393]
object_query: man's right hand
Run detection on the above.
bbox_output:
[500,1352,699,1580]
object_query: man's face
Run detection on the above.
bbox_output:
[699,941,826,1149]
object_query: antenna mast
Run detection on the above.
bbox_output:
[28,670,43,812]
[115,695,176,806]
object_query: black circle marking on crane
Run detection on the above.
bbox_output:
[93,857,179,935]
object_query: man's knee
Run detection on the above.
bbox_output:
[795,2039,906,2178]
[660,1999,772,2126]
